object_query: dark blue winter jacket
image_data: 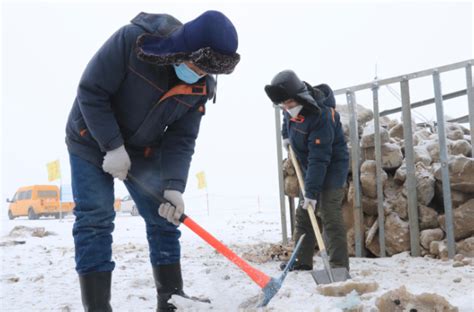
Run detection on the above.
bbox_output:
[65,13,215,193]
[282,84,349,199]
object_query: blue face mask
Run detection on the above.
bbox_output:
[173,63,204,84]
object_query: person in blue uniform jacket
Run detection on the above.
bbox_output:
[264,70,350,272]
[65,11,240,311]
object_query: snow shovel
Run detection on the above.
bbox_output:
[127,173,306,307]
[288,147,350,285]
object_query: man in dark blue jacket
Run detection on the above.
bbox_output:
[264,70,350,272]
[65,11,239,311]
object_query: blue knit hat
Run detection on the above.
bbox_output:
[136,10,240,74]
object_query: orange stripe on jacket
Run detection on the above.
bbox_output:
[158,83,207,105]
[144,147,152,158]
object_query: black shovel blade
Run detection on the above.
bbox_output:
[311,267,351,285]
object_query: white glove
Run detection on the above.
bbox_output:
[282,138,290,151]
[158,190,184,226]
[302,197,317,210]
[102,145,131,181]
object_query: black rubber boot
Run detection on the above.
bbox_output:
[153,263,210,311]
[279,261,312,271]
[153,263,187,311]
[79,271,112,312]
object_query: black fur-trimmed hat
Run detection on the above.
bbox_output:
[264,70,319,109]
[136,10,240,74]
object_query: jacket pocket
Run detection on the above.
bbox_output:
[126,97,189,147]
[289,125,308,152]
[73,116,87,134]
[66,114,99,148]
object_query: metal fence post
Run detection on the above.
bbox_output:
[274,105,288,245]
[466,63,474,157]
[346,90,365,257]
[288,197,296,236]
[400,78,420,257]
[433,71,456,258]
[372,83,386,257]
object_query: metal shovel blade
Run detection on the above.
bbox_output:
[257,234,306,307]
[311,267,351,285]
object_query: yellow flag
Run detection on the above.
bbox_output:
[47,160,61,182]
[196,171,207,190]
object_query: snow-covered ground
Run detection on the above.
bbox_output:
[1,207,473,311]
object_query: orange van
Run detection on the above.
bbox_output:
[6,185,75,220]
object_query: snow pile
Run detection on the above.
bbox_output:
[317,281,379,297]
[240,242,292,263]
[375,285,459,312]
[7,225,56,238]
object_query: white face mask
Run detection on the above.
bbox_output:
[286,105,303,118]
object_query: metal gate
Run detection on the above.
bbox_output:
[275,59,474,258]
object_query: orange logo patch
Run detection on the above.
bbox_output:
[315,138,321,144]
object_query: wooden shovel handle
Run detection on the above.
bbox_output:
[288,147,327,253]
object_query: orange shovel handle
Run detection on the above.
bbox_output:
[180,214,271,289]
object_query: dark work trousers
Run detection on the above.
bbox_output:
[292,188,349,270]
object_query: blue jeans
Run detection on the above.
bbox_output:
[70,153,181,275]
